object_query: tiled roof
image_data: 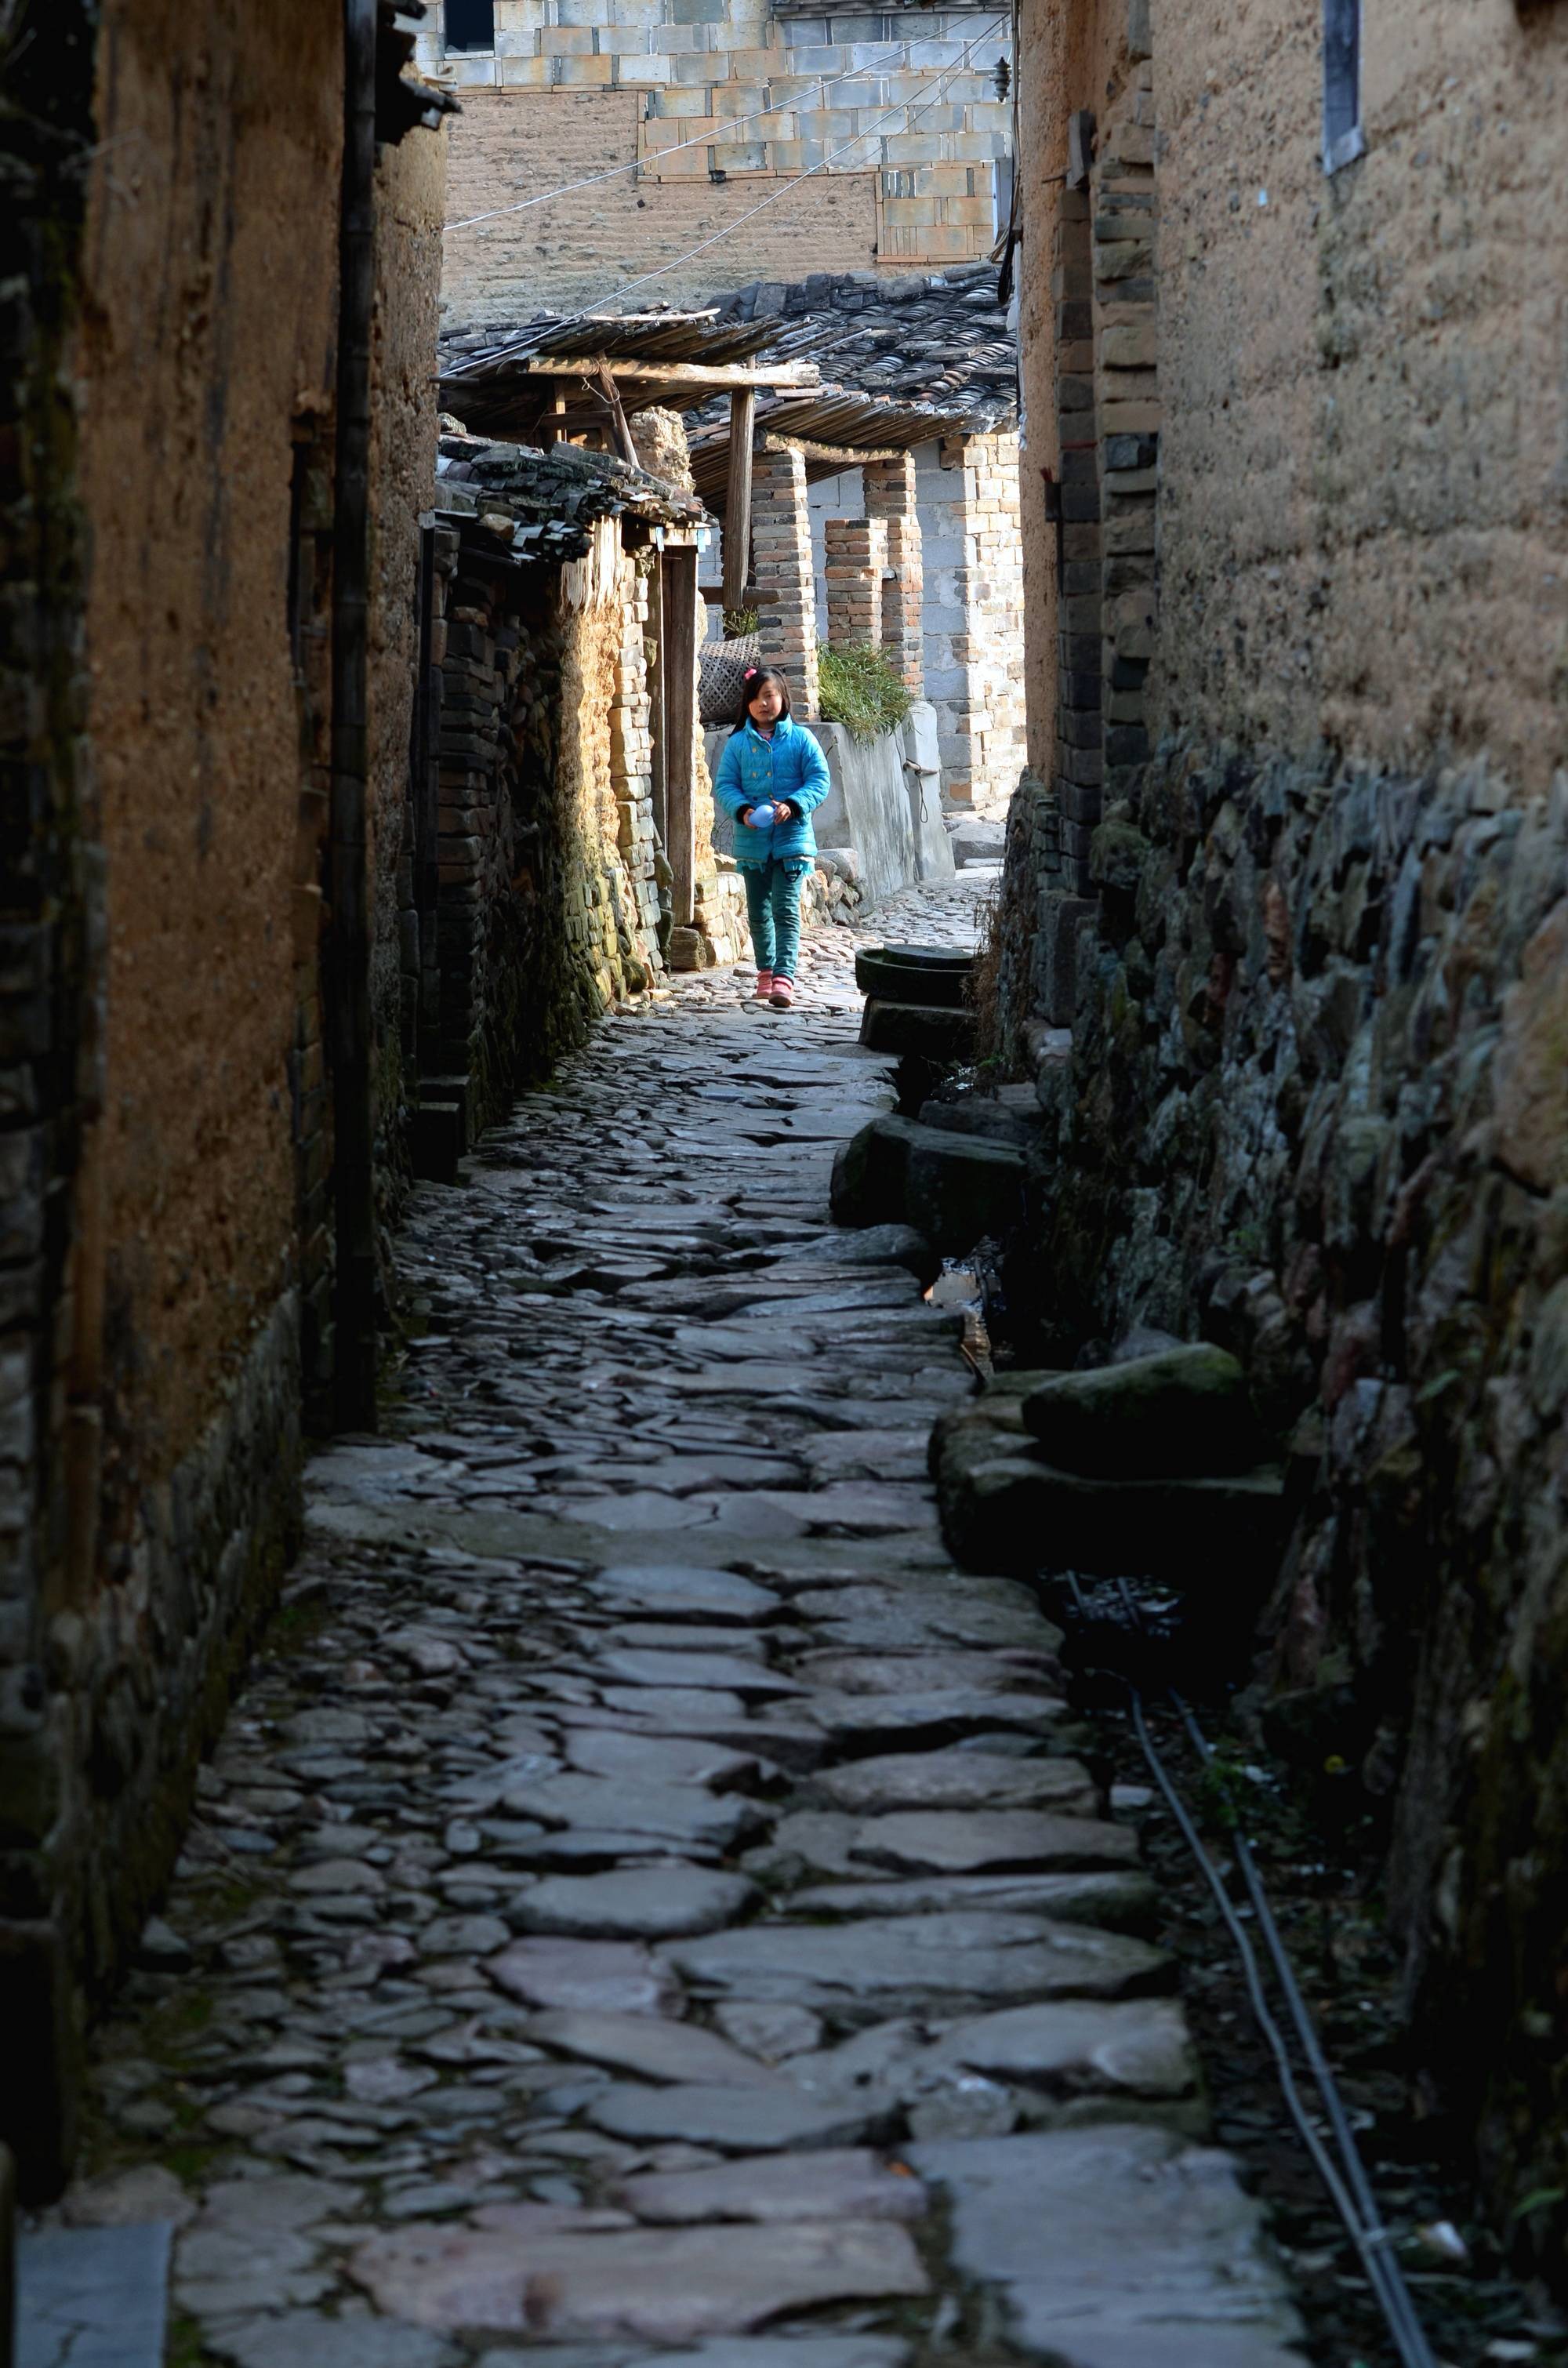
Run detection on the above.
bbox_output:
[706,260,1018,430]
[435,429,709,557]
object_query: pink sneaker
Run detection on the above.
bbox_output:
[769,976,795,1009]
[753,970,774,1001]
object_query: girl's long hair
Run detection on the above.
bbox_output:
[731,665,792,732]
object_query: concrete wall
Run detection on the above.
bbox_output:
[418,2,1012,318]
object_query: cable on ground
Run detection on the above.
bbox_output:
[1055,1570,1439,2368]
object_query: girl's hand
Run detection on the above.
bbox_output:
[737,805,754,825]
[774,800,794,821]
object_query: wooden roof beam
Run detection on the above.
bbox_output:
[506,355,821,392]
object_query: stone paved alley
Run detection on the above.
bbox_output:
[55,879,1303,2368]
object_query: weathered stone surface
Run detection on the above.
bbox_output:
[813,1752,1097,1818]
[931,1998,1199,2103]
[586,1565,782,1624]
[909,2128,1303,2363]
[1020,1343,1269,1478]
[561,1731,762,1789]
[488,1938,682,2015]
[623,2341,910,2368]
[662,1912,1168,2008]
[846,1809,1140,1876]
[589,2081,887,2153]
[528,2009,789,2090]
[511,1869,758,1939]
[349,2211,929,2341]
[500,1773,765,1851]
[615,2149,927,2226]
[787,1872,1160,1930]
[211,2315,461,2368]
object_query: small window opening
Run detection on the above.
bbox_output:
[1323,0,1364,173]
[445,0,495,55]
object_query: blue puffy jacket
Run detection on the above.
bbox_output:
[712,715,832,869]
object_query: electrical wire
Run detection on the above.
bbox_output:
[1062,1571,1440,2368]
[579,16,1010,321]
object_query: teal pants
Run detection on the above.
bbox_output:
[741,859,807,979]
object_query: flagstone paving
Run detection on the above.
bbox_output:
[49,875,1305,2365]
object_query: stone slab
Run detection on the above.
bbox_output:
[512,1869,758,1940]
[787,1871,1159,1931]
[349,2211,929,2342]
[662,1913,1168,2010]
[488,1938,682,2015]
[501,1773,765,1851]
[615,2149,927,2226]
[623,2341,910,2368]
[813,1752,1097,1818]
[588,2082,887,2153]
[210,2314,461,2368]
[908,2128,1305,2363]
[848,1808,1140,1876]
[563,1731,763,1789]
[528,2009,789,2090]
[16,2222,172,2368]
[586,1565,783,1624]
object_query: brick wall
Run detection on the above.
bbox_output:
[917,430,1025,812]
[420,0,1012,318]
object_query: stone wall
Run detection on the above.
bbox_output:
[1004,735,1568,2272]
[418,3,1011,318]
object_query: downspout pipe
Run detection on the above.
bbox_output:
[329,0,379,1431]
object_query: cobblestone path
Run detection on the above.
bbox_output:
[61,878,1305,2368]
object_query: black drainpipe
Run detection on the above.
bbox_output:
[328,0,379,1430]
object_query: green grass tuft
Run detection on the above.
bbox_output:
[818,641,913,745]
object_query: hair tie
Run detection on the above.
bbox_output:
[742,667,759,680]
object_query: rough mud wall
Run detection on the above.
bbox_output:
[80,0,340,1516]
[370,124,448,1174]
[1153,0,1568,786]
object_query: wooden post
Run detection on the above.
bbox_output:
[661,547,698,924]
[721,385,755,619]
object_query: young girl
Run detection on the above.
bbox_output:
[711,666,831,1010]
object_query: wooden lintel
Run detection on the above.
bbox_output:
[760,434,903,467]
[513,355,820,392]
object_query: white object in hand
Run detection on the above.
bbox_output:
[747,802,777,828]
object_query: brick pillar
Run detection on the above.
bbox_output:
[924,430,1027,813]
[863,451,924,694]
[822,516,886,647]
[750,443,818,715]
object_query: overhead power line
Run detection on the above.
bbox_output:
[579,16,1011,321]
